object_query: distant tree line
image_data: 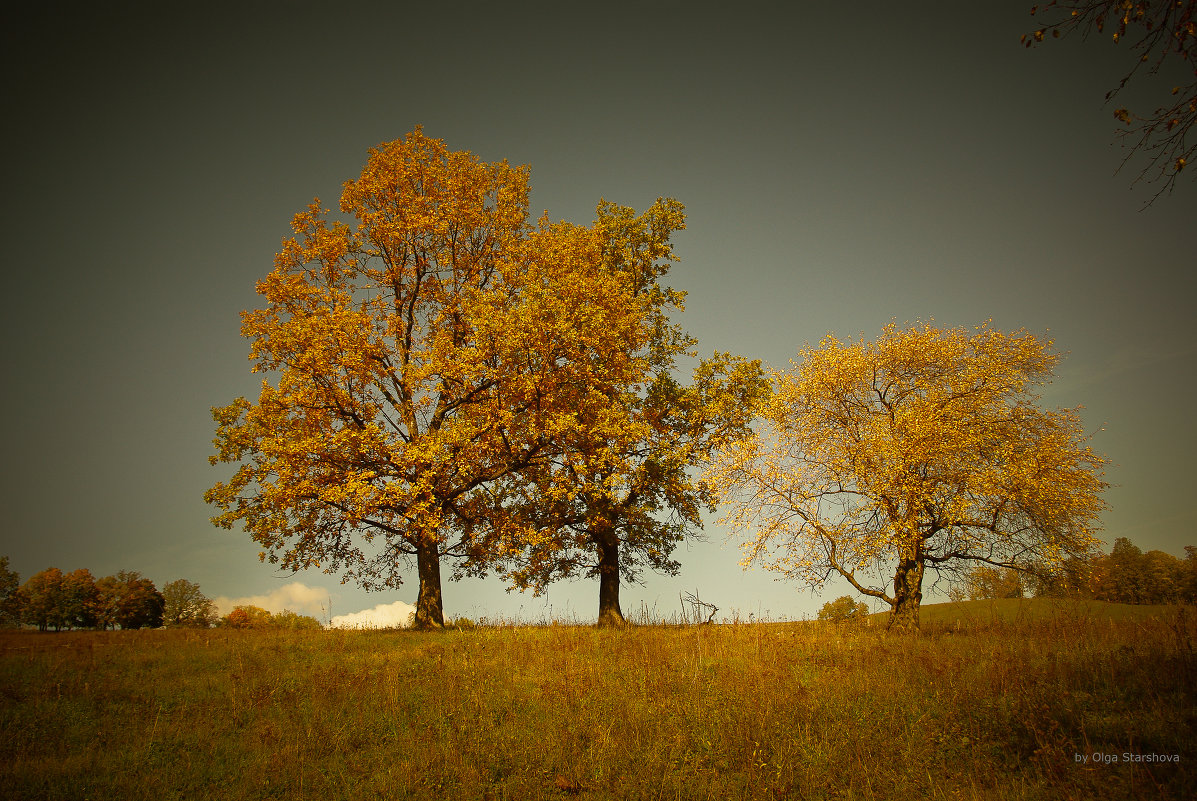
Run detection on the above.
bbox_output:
[0,557,324,631]
[954,538,1197,604]
[0,561,172,631]
[0,559,204,630]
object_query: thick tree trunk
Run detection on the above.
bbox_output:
[595,527,626,627]
[413,540,445,630]
[889,545,925,632]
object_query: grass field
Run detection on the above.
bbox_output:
[1,600,1194,800]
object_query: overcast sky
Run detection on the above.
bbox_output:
[2,1,1193,625]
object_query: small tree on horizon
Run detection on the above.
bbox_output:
[818,596,870,624]
[220,605,274,629]
[959,565,1026,600]
[272,609,323,630]
[162,579,218,628]
[61,568,100,629]
[104,571,164,629]
[19,568,65,631]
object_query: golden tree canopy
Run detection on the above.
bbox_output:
[205,129,654,627]
[707,321,1108,629]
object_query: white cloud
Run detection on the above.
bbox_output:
[213,582,331,618]
[329,600,415,629]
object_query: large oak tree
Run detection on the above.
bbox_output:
[206,129,650,628]
[707,321,1108,631]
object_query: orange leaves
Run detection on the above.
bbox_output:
[469,199,769,604]
[208,129,712,598]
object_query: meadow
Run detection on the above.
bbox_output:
[1,599,1193,800]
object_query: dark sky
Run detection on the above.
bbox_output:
[2,1,1193,623]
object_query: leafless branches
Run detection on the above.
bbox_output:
[680,589,718,625]
[1025,0,1196,204]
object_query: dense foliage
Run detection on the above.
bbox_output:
[817,595,870,623]
[1,565,212,631]
[219,605,322,630]
[206,128,761,628]
[1030,537,1197,602]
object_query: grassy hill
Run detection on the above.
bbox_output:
[2,604,1194,800]
[869,596,1188,628]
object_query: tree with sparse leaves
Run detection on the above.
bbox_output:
[1024,0,1196,201]
[207,129,655,629]
[1027,551,1102,596]
[707,321,1109,631]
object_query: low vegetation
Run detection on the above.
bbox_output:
[2,600,1193,800]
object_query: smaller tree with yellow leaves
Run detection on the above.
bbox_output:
[707,321,1108,631]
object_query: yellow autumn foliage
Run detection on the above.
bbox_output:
[706,321,1108,629]
[205,129,659,628]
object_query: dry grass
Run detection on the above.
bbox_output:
[1,602,1194,800]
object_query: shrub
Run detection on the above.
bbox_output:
[817,595,870,624]
[272,609,323,630]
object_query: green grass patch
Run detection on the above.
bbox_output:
[1,603,1194,799]
[896,597,1193,628]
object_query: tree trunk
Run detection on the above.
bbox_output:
[413,540,445,630]
[595,527,626,627]
[889,544,925,632]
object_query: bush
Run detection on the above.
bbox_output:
[817,596,870,624]
[219,605,272,629]
[219,606,322,630]
[272,609,323,630]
